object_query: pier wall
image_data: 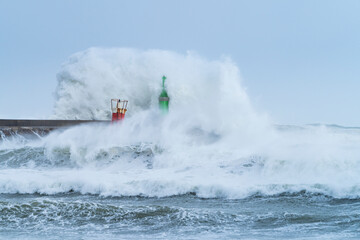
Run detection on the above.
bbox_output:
[0,119,110,138]
[0,119,109,128]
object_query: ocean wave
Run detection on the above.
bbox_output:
[2,48,360,200]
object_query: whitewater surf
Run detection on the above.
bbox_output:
[2,48,360,239]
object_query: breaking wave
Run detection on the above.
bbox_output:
[2,48,360,199]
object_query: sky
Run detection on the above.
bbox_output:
[0,0,359,125]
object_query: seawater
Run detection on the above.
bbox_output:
[2,48,360,239]
[2,192,360,239]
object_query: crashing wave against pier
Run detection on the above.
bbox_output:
[1,48,360,199]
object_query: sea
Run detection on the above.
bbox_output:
[1,48,360,239]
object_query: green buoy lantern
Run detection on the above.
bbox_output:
[159,75,169,113]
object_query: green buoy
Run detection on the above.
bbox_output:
[159,75,169,113]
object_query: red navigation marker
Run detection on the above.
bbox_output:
[111,99,128,122]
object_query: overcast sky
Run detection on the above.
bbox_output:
[1,0,359,125]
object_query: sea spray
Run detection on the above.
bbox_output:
[2,48,360,199]
[3,48,360,239]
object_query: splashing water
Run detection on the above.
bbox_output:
[1,48,360,199]
[2,48,360,239]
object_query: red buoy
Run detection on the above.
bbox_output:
[111,99,128,122]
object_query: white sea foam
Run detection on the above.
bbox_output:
[2,48,360,199]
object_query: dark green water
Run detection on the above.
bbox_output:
[2,193,360,239]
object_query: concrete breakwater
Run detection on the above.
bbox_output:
[0,119,109,139]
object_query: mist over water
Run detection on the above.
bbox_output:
[2,48,360,239]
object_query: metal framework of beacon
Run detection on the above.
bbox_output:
[111,76,170,122]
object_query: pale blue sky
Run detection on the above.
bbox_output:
[0,0,359,125]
